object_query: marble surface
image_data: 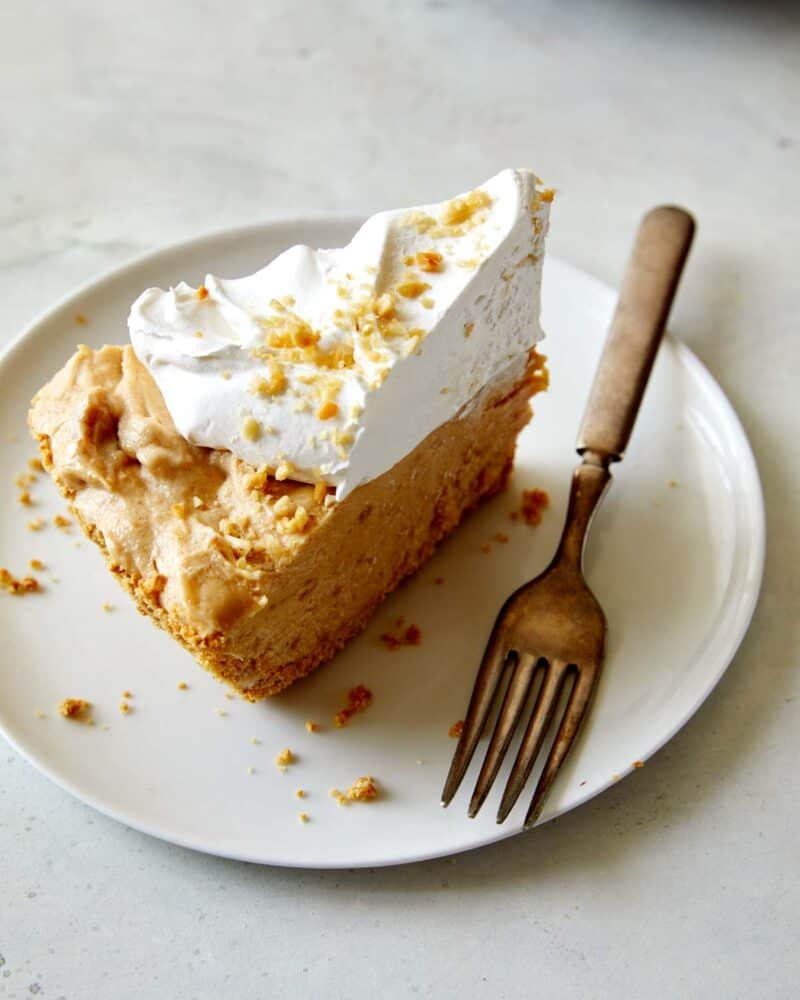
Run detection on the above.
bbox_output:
[1,1,798,997]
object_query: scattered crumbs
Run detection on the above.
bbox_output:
[305,720,320,733]
[295,788,306,799]
[298,812,310,824]
[53,514,71,529]
[511,488,550,525]
[380,623,422,650]
[448,720,464,739]
[34,709,46,720]
[668,480,679,488]
[18,490,32,506]
[433,576,444,586]
[0,568,41,596]
[29,457,44,472]
[196,285,209,300]
[29,559,44,571]
[27,518,45,532]
[214,708,227,717]
[119,701,131,715]
[122,690,133,699]
[494,532,509,544]
[177,681,188,690]
[102,602,114,613]
[330,776,379,805]
[633,760,644,769]
[74,313,88,326]
[250,736,262,746]
[275,747,294,769]
[58,698,92,723]
[247,766,255,775]
[333,684,373,727]
[479,543,491,554]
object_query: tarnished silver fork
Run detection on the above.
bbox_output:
[442,206,695,829]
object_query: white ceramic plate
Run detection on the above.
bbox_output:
[0,220,764,868]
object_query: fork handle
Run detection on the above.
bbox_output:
[576,206,695,461]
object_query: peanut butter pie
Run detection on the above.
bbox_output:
[29,169,552,698]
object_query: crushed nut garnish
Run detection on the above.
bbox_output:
[196,285,209,300]
[317,401,339,420]
[395,279,431,299]
[0,568,41,595]
[448,720,464,738]
[59,698,92,723]
[415,250,444,273]
[511,488,550,525]
[241,415,261,441]
[250,360,287,397]
[380,623,422,650]
[333,685,373,727]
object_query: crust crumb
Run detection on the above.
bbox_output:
[298,811,310,823]
[380,623,422,650]
[511,488,550,525]
[27,518,45,532]
[333,684,373,727]
[305,720,320,733]
[0,567,41,595]
[275,747,294,769]
[53,514,71,529]
[448,720,464,738]
[59,698,92,723]
[177,681,188,690]
[29,559,45,571]
[331,776,379,805]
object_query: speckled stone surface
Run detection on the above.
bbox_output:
[1,1,798,997]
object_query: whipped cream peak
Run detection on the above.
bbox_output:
[129,168,552,498]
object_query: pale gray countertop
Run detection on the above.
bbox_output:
[1,1,798,997]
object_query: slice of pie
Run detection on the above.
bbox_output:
[29,169,552,699]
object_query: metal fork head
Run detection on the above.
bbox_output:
[442,462,609,829]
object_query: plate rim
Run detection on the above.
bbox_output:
[0,218,766,868]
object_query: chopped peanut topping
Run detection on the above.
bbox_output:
[241,416,261,442]
[196,285,209,300]
[415,251,444,273]
[317,401,339,420]
[441,188,491,226]
[250,360,287,397]
[395,279,431,299]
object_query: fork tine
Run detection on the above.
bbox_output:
[496,659,570,824]
[522,668,598,829]
[441,630,510,807]
[468,653,540,818]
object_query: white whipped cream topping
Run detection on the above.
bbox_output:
[129,168,551,499]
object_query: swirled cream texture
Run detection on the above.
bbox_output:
[129,168,552,499]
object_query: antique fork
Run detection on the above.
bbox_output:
[442,206,695,829]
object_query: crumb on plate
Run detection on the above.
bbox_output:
[333,684,373,727]
[58,698,92,723]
